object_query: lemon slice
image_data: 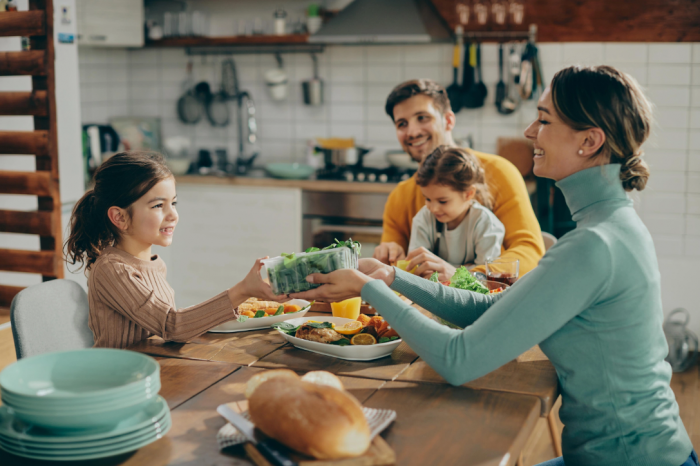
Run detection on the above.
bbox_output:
[351,333,377,345]
[335,321,363,335]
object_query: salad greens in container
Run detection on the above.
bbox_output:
[263,239,361,295]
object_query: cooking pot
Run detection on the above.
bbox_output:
[315,146,372,169]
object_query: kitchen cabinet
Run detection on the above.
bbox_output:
[153,184,301,308]
[76,0,144,47]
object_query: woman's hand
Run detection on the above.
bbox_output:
[228,258,288,308]
[405,247,456,282]
[359,258,396,286]
[289,269,373,302]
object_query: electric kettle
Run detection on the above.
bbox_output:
[663,308,698,372]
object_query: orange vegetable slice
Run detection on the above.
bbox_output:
[351,333,376,345]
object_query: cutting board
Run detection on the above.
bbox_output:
[243,435,396,466]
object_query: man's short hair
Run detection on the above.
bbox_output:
[385,79,451,122]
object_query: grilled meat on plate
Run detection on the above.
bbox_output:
[295,325,344,344]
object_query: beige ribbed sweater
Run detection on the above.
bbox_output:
[87,246,237,348]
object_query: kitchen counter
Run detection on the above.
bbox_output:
[175,175,398,194]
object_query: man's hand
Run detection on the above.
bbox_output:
[289,269,373,302]
[405,247,456,282]
[373,242,406,264]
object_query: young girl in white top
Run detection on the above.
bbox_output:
[407,146,504,277]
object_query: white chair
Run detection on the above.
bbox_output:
[10,279,93,359]
[542,232,558,251]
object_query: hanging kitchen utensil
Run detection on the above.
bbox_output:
[531,44,545,99]
[519,42,534,100]
[446,26,463,112]
[302,53,324,106]
[265,53,288,101]
[495,43,506,111]
[463,42,483,109]
[475,42,487,105]
[206,59,230,127]
[499,43,520,115]
[177,61,202,125]
[221,58,239,99]
[459,39,474,103]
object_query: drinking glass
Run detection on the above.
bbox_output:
[485,258,519,285]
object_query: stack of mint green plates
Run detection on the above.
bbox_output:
[0,349,170,461]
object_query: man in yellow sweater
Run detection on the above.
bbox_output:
[374,79,544,277]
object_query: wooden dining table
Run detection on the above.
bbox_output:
[0,310,560,466]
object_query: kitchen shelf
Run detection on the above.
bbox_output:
[146,34,310,47]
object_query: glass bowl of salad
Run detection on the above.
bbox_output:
[430,267,511,329]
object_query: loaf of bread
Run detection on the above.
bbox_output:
[248,372,371,459]
[245,369,299,399]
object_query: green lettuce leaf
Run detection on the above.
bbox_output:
[449,266,489,294]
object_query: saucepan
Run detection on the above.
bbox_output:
[315,146,372,168]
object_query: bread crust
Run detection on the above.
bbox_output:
[245,369,299,399]
[248,377,371,459]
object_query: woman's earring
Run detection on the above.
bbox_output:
[578,149,583,155]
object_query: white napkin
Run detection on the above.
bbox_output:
[217,407,396,450]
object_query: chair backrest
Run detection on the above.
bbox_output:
[10,279,93,359]
[542,231,558,251]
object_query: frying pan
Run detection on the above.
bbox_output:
[177,62,202,125]
[206,59,230,127]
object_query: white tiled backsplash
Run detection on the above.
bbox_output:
[78,42,700,262]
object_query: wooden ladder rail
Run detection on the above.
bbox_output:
[0,2,63,307]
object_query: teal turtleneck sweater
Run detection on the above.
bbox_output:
[362,164,691,466]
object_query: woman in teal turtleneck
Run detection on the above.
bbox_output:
[291,65,696,466]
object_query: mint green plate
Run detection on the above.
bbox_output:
[1,378,161,411]
[0,415,170,461]
[0,396,168,444]
[0,349,159,399]
[264,163,315,180]
[0,410,168,449]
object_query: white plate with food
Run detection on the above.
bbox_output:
[272,316,403,361]
[209,299,311,333]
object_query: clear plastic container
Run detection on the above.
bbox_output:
[263,247,358,295]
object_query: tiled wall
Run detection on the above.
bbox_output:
[78,42,700,329]
[78,42,700,255]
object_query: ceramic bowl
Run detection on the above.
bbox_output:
[0,349,159,399]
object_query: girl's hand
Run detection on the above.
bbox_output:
[405,247,456,282]
[229,258,288,306]
[289,269,373,302]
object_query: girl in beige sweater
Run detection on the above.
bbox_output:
[64,151,284,348]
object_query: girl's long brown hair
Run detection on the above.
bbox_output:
[64,151,172,271]
[415,145,493,209]
[550,65,652,191]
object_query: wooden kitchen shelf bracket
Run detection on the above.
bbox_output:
[185,44,325,56]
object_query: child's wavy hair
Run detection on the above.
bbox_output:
[415,145,493,209]
[64,151,172,271]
